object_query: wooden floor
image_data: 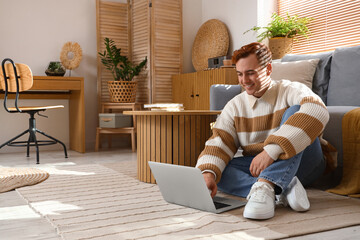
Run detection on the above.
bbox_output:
[0,148,359,240]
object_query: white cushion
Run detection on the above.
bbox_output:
[271,59,320,89]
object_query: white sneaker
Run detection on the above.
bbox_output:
[243,182,275,220]
[279,176,310,212]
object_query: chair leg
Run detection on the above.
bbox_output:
[36,129,68,158]
[0,129,29,149]
[26,134,31,157]
[30,128,40,164]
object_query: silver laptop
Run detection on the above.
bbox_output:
[148,161,246,214]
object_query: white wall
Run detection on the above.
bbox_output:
[182,0,203,74]
[182,0,277,73]
[202,0,258,59]
[0,0,275,153]
[0,0,100,152]
[257,0,278,46]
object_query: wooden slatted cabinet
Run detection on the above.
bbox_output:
[172,68,238,110]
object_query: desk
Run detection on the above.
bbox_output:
[2,76,85,153]
[123,110,220,183]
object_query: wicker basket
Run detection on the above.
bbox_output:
[269,37,293,60]
[107,80,138,103]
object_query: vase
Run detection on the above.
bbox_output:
[107,80,138,103]
[268,37,293,60]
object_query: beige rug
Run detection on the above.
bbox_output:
[0,167,49,193]
[16,161,360,240]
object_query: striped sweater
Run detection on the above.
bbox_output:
[196,79,330,182]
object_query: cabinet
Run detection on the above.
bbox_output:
[172,68,238,110]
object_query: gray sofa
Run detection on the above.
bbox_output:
[210,45,360,188]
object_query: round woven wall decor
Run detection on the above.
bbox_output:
[192,19,229,71]
[60,42,83,70]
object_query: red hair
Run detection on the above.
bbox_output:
[232,42,272,68]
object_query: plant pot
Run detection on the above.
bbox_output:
[268,37,293,60]
[107,80,138,103]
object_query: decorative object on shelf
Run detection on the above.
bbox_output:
[208,56,226,69]
[244,13,312,59]
[98,37,147,103]
[222,59,234,68]
[45,61,66,76]
[192,19,229,71]
[60,41,83,76]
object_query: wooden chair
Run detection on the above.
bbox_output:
[0,58,68,164]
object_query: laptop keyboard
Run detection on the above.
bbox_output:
[213,201,230,209]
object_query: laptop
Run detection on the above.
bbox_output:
[148,161,246,214]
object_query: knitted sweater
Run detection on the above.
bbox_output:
[196,79,330,182]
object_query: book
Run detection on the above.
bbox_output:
[143,103,184,111]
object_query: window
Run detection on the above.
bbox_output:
[278,0,360,54]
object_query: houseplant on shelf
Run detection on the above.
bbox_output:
[45,62,66,76]
[98,37,147,102]
[244,13,312,59]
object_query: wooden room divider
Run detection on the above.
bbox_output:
[96,0,183,109]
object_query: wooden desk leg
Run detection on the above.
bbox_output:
[69,88,85,153]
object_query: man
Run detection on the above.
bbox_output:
[196,42,329,220]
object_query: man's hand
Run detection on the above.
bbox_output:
[250,150,274,177]
[203,172,217,198]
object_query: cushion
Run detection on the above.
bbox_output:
[327,45,360,106]
[271,59,320,89]
[210,84,241,110]
[282,51,333,104]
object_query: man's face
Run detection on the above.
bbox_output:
[235,54,271,98]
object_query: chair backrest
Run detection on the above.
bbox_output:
[0,58,33,112]
[209,84,241,110]
[0,59,33,92]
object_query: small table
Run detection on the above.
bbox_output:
[96,102,142,152]
[123,110,220,183]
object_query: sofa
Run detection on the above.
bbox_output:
[210,45,360,189]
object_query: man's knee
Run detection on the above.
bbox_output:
[281,105,300,125]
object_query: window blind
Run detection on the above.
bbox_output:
[278,0,360,54]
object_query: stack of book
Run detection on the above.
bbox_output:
[143,103,184,111]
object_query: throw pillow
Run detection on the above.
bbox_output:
[271,59,320,89]
[327,45,360,106]
[282,51,333,105]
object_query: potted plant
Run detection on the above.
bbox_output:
[45,62,66,76]
[98,37,147,102]
[245,13,312,59]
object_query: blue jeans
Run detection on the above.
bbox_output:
[217,105,326,197]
